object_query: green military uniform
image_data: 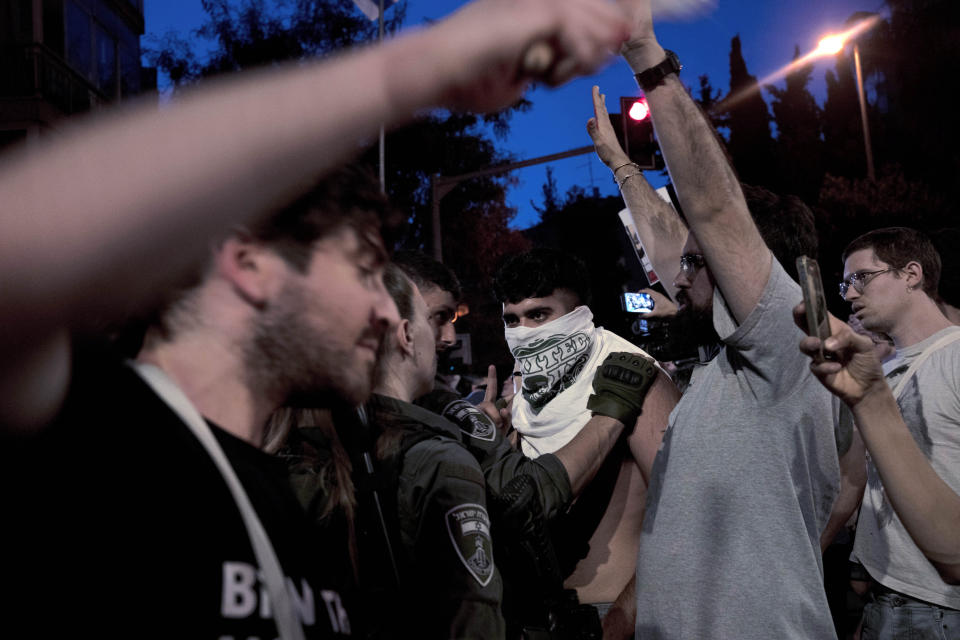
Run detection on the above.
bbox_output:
[368,394,505,639]
[416,389,572,519]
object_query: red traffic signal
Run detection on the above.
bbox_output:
[627,98,651,121]
[608,96,659,170]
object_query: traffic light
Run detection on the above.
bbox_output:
[609,96,660,170]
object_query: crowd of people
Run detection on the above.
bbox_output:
[1,0,957,638]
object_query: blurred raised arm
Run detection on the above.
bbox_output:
[0,0,630,429]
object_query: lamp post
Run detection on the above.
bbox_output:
[817,13,879,181]
[851,41,875,181]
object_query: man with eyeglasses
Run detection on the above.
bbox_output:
[832,227,960,638]
[598,1,847,637]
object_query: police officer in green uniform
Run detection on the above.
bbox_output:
[279,259,661,639]
[390,252,664,638]
[360,264,504,638]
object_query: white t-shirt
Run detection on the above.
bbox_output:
[853,325,960,609]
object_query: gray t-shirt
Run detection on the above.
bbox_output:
[634,258,840,640]
[852,325,960,609]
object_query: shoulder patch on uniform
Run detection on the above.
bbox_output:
[445,503,494,586]
[442,399,496,442]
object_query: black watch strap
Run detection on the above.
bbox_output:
[634,49,682,92]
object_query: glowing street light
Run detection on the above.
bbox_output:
[815,34,845,56]
[817,12,881,181]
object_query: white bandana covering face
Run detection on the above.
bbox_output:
[504,305,597,413]
[505,306,613,457]
[506,305,651,457]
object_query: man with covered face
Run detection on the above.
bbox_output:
[492,247,678,621]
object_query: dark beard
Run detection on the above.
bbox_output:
[244,287,374,410]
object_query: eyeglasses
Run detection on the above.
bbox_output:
[679,253,706,277]
[838,268,899,298]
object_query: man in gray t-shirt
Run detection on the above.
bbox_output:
[634,250,841,640]
[608,1,843,637]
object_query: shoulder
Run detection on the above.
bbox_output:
[598,329,669,374]
[599,328,647,354]
[922,329,960,387]
[404,433,486,487]
[717,259,809,369]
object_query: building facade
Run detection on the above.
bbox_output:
[1,0,155,151]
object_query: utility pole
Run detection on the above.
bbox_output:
[430,145,595,261]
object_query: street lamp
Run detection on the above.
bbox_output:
[817,12,881,180]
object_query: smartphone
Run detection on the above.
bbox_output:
[796,256,832,362]
[621,292,655,314]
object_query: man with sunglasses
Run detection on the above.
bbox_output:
[834,227,960,637]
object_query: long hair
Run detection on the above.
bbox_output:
[267,407,360,579]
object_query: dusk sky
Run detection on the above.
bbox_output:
[144,0,887,229]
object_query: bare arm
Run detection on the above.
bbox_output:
[598,371,675,640]
[0,0,629,428]
[560,355,675,494]
[798,308,960,582]
[603,574,637,639]
[587,85,686,299]
[820,429,866,551]
[517,369,673,498]
[474,357,667,517]
[553,415,628,497]
[626,371,677,483]
[617,0,770,324]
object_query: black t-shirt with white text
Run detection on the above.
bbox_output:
[3,343,356,639]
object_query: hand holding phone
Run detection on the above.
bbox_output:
[621,292,655,314]
[796,256,832,362]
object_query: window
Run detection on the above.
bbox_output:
[0,0,33,43]
[96,24,117,96]
[65,1,92,80]
[119,44,140,97]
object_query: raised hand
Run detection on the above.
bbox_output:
[636,288,677,318]
[476,364,502,425]
[476,364,514,434]
[587,86,632,170]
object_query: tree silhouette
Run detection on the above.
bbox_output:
[766,45,823,201]
[694,74,729,133]
[822,52,865,180]
[722,35,777,188]
[869,0,960,198]
[531,166,562,221]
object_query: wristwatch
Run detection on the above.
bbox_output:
[634,50,682,92]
